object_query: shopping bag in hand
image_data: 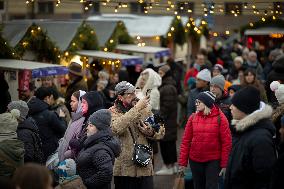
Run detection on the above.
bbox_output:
[173,172,185,189]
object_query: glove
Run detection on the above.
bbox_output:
[178,166,186,174]
[219,168,226,179]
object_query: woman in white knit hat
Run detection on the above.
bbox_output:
[0,109,25,177]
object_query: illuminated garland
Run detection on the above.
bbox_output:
[67,22,99,54]
[104,21,134,52]
[166,16,186,46]
[240,16,284,34]
[14,23,60,64]
[185,17,209,40]
[0,29,17,59]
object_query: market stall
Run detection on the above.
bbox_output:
[77,50,143,69]
[115,44,170,66]
[0,59,68,100]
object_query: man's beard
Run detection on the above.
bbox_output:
[116,97,139,113]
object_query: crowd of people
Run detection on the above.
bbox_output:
[0,39,284,189]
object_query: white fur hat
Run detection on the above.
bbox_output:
[270,81,284,104]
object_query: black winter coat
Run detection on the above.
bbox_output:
[28,97,67,161]
[270,142,284,189]
[77,129,121,189]
[17,117,44,164]
[159,75,178,141]
[225,104,277,189]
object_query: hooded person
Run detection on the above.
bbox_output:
[68,91,104,158]
[270,81,284,145]
[187,68,211,117]
[7,101,44,164]
[65,62,88,113]
[225,86,276,189]
[0,109,25,177]
[58,90,86,161]
[77,109,121,189]
[136,68,162,113]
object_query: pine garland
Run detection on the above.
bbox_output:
[240,16,284,34]
[105,21,134,51]
[0,29,17,59]
[68,22,99,53]
[14,23,60,64]
[168,17,186,46]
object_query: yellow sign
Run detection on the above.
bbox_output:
[270,33,284,38]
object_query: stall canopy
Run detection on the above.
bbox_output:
[116,44,170,58]
[77,50,143,66]
[0,59,68,78]
[85,20,118,47]
[244,27,284,35]
[88,14,188,37]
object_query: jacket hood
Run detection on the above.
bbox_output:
[0,139,24,163]
[18,117,39,133]
[82,91,104,119]
[136,68,162,94]
[84,129,121,158]
[27,97,49,115]
[232,102,273,132]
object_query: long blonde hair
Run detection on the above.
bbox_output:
[197,104,211,116]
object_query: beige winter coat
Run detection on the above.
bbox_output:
[110,104,165,177]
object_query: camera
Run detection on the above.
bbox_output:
[145,114,164,132]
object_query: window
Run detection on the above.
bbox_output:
[273,2,284,13]
[225,2,243,15]
[83,1,100,14]
[0,1,4,11]
[38,1,54,14]
[130,2,147,14]
[177,2,194,14]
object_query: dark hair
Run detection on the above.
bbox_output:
[72,91,80,100]
[34,87,53,100]
[48,87,59,100]
[244,68,256,77]
[12,163,52,189]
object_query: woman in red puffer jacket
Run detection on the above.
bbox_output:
[179,91,232,189]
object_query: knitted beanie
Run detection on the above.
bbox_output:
[7,100,29,120]
[115,81,135,95]
[57,159,76,178]
[0,109,20,134]
[211,75,225,91]
[231,86,260,114]
[196,91,216,108]
[270,81,284,104]
[159,65,171,74]
[88,109,112,131]
[196,69,211,82]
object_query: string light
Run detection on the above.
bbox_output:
[225,30,230,35]
[262,17,266,22]
[213,32,218,37]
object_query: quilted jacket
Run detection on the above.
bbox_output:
[179,105,232,168]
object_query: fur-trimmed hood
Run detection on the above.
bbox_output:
[232,102,273,132]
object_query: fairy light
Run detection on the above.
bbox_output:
[213,32,218,37]
[262,17,265,22]
[249,22,254,27]
[225,30,230,35]
[171,27,175,31]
